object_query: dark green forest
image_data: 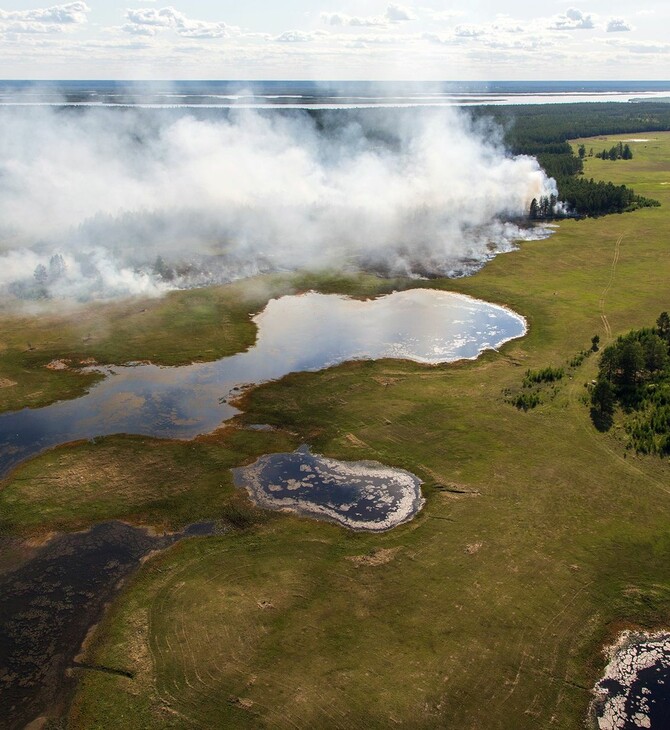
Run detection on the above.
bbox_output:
[591,313,670,455]
[480,102,670,216]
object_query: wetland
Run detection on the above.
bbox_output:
[2,130,670,730]
[0,288,526,478]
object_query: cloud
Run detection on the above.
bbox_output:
[121,22,157,36]
[549,7,595,31]
[601,38,670,54]
[321,12,385,27]
[385,3,416,22]
[322,4,416,28]
[0,2,90,34]
[125,7,177,27]
[0,2,90,24]
[272,30,328,43]
[453,25,485,38]
[0,21,64,34]
[122,6,237,38]
[274,30,318,43]
[606,18,632,32]
[421,8,463,23]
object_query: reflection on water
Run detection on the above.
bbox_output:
[0,289,526,477]
[233,444,424,531]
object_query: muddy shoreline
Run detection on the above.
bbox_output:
[0,521,217,729]
[591,629,670,729]
[233,445,424,532]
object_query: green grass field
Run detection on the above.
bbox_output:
[3,133,670,728]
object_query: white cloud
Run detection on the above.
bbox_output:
[606,18,632,33]
[125,7,176,27]
[422,31,449,45]
[601,37,670,54]
[321,12,386,27]
[123,6,238,39]
[0,2,90,24]
[549,7,595,31]
[453,25,485,38]
[385,3,416,22]
[120,22,157,36]
[0,2,90,35]
[420,8,463,23]
[322,4,416,28]
[1,21,64,34]
[274,30,317,42]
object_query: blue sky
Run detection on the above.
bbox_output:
[0,1,668,79]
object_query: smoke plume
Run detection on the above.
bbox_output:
[0,103,556,302]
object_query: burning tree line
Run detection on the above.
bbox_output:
[528,195,559,220]
[476,103,665,217]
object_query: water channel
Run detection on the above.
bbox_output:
[0,288,527,478]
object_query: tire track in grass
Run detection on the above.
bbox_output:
[599,234,622,342]
[565,230,670,495]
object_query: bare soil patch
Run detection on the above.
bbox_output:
[346,547,401,567]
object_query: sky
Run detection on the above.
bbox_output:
[0,1,668,80]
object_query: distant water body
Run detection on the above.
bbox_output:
[1,80,670,108]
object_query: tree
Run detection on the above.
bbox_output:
[591,334,600,352]
[641,333,668,372]
[618,339,645,388]
[578,144,586,159]
[33,264,48,284]
[48,254,66,280]
[591,378,615,415]
[656,311,670,342]
[153,255,174,281]
[529,198,538,220]
[599,345,618,380]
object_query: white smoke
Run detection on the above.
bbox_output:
[0,103,556,302]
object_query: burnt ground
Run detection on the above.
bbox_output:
[0,522,181,730]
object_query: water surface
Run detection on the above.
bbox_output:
[2,80,670,108]
[592,631,670,729]
[233,444,424,531]
[0,289,526,478]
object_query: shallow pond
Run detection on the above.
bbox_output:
[0,288,526,477]
[591,631,670,729]
[233,445,424,531]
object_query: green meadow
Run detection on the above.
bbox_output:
[2,132,670,728]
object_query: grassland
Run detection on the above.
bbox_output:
[3,133,670,728]
[0,271,403,413]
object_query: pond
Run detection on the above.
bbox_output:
[233,445,424,531]
[591,630,670,729]
[0,288,526,478]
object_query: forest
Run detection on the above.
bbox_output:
[591,313,670,454]
[480,102,670,216]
